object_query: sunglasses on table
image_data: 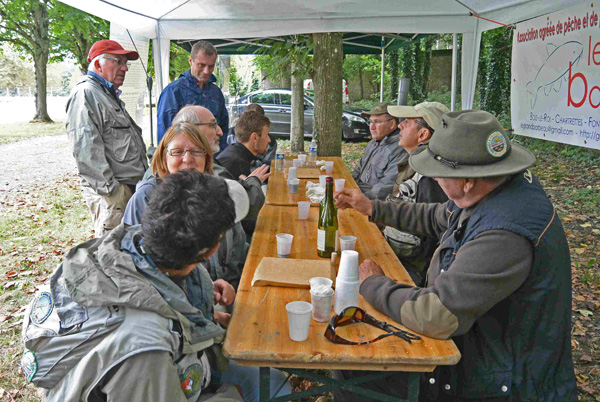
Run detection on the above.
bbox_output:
[324,306,421,345]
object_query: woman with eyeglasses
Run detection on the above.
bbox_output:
[123,122,247,292]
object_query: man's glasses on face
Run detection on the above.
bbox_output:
[324,306,421,345]
[413,118,433,133]
[166,148,208,157]
[368,118,394,126]
[196,121,219,130]
[103,57,130,68]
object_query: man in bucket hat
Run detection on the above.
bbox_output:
[66,39,148,238]
[351,102,408,200]
[334,110,577,401]
[382,102,450,286]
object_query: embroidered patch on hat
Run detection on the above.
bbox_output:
[180,364,203,399]
[31,291,54,325]
[21,351,37,382]
[486,132,507,158]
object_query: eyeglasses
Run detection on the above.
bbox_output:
[196,121,219,129]
[414,118,433,133]
[324,306,421,345]
[166,148,208,157]
[103,57,130,67]
[367,118,394,126]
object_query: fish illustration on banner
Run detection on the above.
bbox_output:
[526,41,584,108]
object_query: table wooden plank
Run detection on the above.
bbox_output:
[266,156,358,206]
[224,204,461,371]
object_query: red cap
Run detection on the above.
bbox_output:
[87,39,139,62]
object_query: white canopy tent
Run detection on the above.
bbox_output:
[59,0,584,110]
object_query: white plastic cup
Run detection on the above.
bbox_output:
[325,161,334,174]
[288,167,297,182]
[309,277,333,289]
[298,153,307,165]
[293,159,302,169]
[297,201,311,220]
[310,288,334,322]
[288,178,300,194]
[333,279,360,315]
[286,301,313,341]
[339,235,357,251]
[337,250,359,282]
[319,175,328,188]
[334,179,346,192]
[276,233,294,258]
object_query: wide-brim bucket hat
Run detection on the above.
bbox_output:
[409,110,536,178]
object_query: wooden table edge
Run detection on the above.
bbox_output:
[221,357,440,373]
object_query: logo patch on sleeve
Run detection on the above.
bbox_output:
[180,364,203,399]
[31,291,54,325]
[486,132,507,158]
[21,351,37,382]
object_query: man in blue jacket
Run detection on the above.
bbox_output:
[157,41,229,151]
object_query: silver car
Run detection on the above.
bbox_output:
[228,89,370,141]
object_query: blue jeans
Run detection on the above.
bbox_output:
[216,360,291,402]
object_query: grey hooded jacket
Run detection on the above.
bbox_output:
[22,225,223,397]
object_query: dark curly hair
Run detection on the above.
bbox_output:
[141,171,235,269]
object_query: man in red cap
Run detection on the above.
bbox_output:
[66,39,148,237]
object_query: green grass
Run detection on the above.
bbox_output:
[0,121,66,144]
[0,174,91,400]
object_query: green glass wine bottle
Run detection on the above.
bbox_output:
[317,176,338,258]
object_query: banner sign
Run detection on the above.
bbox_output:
[511,2,600,150]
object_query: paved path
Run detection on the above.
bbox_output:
[0,134,77,194]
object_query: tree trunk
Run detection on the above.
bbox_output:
[279,66,292,89]
[32,1,52,122]
[358,70,364,99]
[312,32,343,157]
[290,63,305,153]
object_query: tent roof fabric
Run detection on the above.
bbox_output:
[58,0,584,40]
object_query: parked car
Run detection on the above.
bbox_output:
[227,89,369,141]
[304,79,350,104]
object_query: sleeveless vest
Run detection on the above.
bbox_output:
[430,171,577,401]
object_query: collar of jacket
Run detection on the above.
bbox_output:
[180,70,217,89]
[376,128,401,146]
[62,224,224,347]
[87,71,122,98]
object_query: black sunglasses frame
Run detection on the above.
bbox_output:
[324,306,421,346]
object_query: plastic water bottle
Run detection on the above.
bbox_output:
[308,139,318,167]
[275,146,285,171]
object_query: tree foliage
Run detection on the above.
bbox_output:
[169,42,190,81]
[0,0,53,121]
[252,36,313,82]
[50,1,109,74]
[478,27,512,124]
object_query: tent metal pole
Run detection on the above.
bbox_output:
[451,33,457,111]
[380,36,385,103]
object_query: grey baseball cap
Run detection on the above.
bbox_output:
[387,101,450,132]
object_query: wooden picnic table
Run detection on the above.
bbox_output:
[265,156,358,206]
[224,169,461,400]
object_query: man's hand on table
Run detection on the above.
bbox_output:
[334,188,373,216]
[215,311,231,328]
[213,279,235,306]
[240,164,271,183]
[359,259,385,283]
